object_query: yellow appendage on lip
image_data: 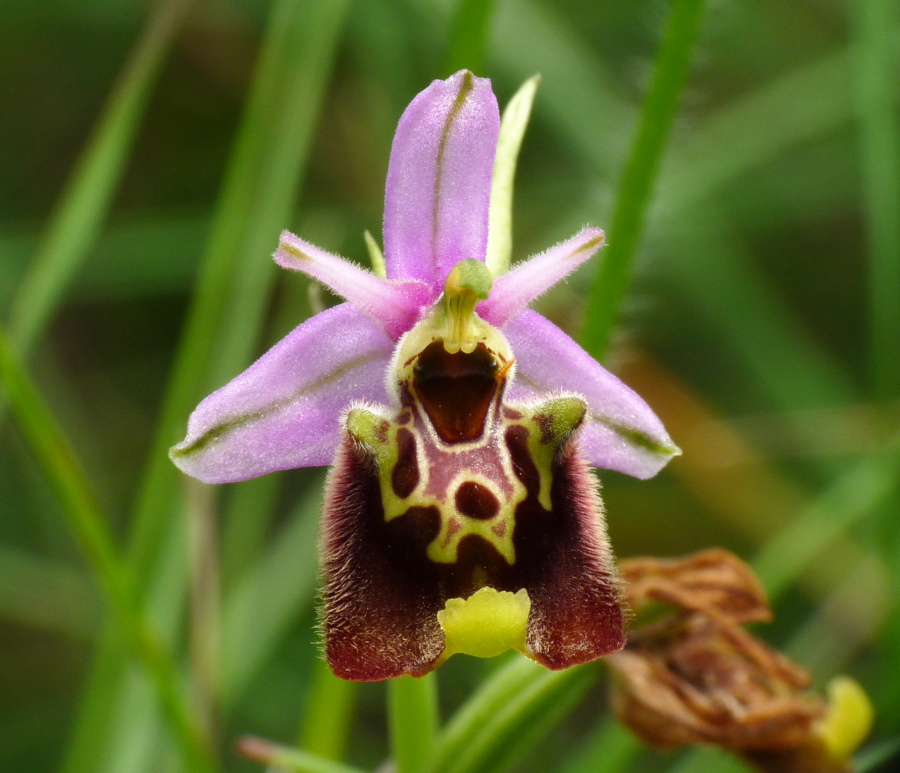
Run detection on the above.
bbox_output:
[438,586,530,659]
[442,259,493,354]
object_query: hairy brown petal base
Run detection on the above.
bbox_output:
[320,427,623,681]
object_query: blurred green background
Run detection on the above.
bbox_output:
[1,0,898,771]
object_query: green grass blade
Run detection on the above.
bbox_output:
[559,718,642,773]
[61,1,350,769]
[446,666,594,773]
[6,0,192,354]
[753,447,900,602]
[237,737,365,773]
[390,674,439,773]
[429,657,597,773]
[581,0,707,359]
[299,660,359,762]
[221,480,322,708]
[853,0,900,398]
[857,735,900,772]
[446,0,498,74]
[0,326,216,773]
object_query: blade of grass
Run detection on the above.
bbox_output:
[238,737,365,773]
[298,659,359,762]
[446,0,498,74]
[0,545,100,638]
[0,326,217,773]
[559,717,643,773]
[221,478,322,709]
[186,479,221,745]
[5,0,192,353]
[428,656,597,773]
[857,735,900,772]
[62,1,350,770]
[427,655,536,773]
[854,0,900,399]
[581,0,707,359]
[752,445,900,601]
[390,674,439,773]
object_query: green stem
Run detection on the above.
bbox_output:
[581,0,706,359]
[0,327,217,773]
[390,674,440,773]
[186,478,221,746]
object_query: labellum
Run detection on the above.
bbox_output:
[322,260,624,680]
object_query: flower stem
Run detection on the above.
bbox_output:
[390,674,439,773]
[581,0,706,359]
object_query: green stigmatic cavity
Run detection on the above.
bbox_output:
[320,260,625,681]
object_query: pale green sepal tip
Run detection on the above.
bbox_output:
[438,587,531,659]
[364,230,386,279]
[486,74,540,277]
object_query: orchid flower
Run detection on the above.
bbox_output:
[171,71,680,681]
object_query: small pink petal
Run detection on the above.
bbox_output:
[170,304,394,483]
[479,228,605,327]
[506,310,680,479]
[275,231,433,340]
[384,70,499,290]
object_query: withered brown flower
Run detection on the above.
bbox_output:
[607,549,872,773]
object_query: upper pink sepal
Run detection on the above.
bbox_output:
[383,71,499,290]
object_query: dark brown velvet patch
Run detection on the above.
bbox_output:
[454,480,500,520]
[505,424,625,668]
[320,440,444,681]
[391,427,419,498]
[413,341,498,443]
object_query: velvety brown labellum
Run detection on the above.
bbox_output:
[321,337,624,680]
